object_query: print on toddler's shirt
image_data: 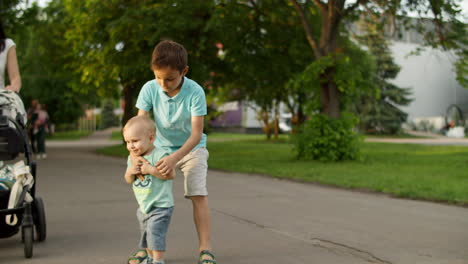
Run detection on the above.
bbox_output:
[134,176,151,188]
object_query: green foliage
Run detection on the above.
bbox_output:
[0,0,25,30]
[352,13,413,134]
[293,113,362,161]
[11,0,88,126]
[455,48,467,89]
[64,0,219,125]
[208,0,314,129]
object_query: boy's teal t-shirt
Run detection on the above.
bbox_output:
[127,148,174,213]
[136,77,207,154]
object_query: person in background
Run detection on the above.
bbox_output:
[27,99,39,153]
[34,104,49,160]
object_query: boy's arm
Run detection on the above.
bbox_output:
[140,160,175,180]
[156,115,203,175]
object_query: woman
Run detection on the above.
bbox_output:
[0,20,21,92]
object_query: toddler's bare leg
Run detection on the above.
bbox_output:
[151,250,165,263]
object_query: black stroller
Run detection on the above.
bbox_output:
[0,92,46,258]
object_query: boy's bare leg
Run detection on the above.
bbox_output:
[190,196,214,261]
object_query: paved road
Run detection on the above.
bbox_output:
[1,130,467,263]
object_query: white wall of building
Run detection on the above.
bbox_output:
[390,42,468,124]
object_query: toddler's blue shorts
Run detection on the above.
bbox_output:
[137,206,174,251]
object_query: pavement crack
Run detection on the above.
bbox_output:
[213,208,269,229]
[213,209,392,264]
[309,237,392,264]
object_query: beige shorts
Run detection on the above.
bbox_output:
[175,147,209,197]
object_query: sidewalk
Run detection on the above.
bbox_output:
[365,130,468,146]
[18,129,467,264]
[46,127,121,148]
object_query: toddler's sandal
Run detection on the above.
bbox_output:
[128,250,148,264]
[198,250,217,264]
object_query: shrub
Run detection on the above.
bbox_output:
[100,100,119,129]
[293,113,362,161]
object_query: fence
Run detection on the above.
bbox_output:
[77,116,97,132]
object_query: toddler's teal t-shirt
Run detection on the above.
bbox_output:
[127,148,174,213]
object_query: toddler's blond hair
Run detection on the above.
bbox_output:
[123,115,156,136]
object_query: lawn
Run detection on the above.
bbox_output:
[111,130,123,140]
[98,133,468,205]
[364,133,430,139]
[47,130,92,140]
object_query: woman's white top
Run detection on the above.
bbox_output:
[0,38,16,90]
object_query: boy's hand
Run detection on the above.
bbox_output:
[155,155,178,176]
[141,160,174,180]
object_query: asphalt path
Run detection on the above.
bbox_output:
[1,130,467,264]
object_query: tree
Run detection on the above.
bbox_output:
[0,0,24,29]
[12,0,89,126]
[456,51,467,88]
[100,100,118,129]
[64,0,218,126]
[353,11,413,134]
[209,0,314,138]
[290,0,466,119]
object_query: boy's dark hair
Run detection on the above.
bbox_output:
[151,40,187,72]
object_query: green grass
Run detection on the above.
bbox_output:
[111,130,123,140]
[97,143,128,156]
[111,131,289,141]
[47,130,92,140]
[98,133,468,205]
[364,133,431,139]
[208,132,290,141]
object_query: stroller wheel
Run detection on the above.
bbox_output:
[22,225,33,258]
[33,196,47,242]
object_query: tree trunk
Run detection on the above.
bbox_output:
[273,102,279,139]
[121,82,138,127]
[292,0,344,119]
[320,68,340,118]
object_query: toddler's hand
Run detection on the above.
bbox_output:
[140,160,153,175]
[129,155,146,180]
[130,155,144,167]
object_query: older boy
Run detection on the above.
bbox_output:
[124,116,175,264]
[134,40,216,264]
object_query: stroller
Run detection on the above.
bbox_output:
[0,91,46,258]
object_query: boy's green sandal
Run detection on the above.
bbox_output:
[127,250,147,264]
[198,250,217,264]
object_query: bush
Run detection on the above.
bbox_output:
[100,100,119,129]
[293,113,362,161]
